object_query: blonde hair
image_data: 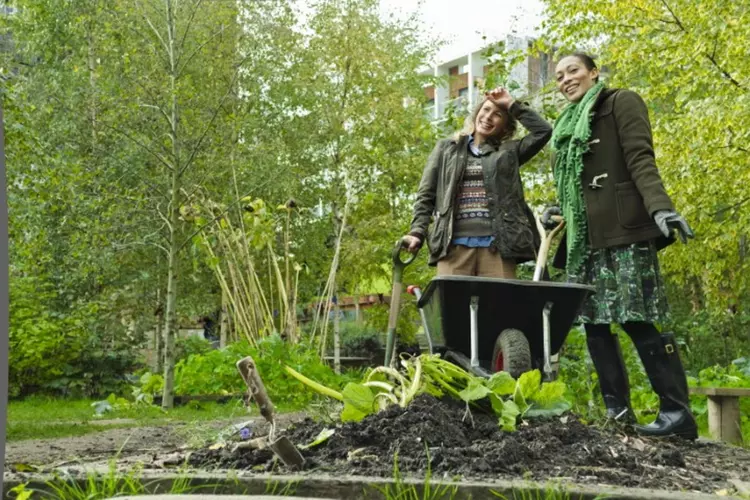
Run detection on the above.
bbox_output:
[454,97,517,144]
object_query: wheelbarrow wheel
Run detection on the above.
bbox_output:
[492,328,531,379]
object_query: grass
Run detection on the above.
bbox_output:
[8,460,225,500]
[369,448,461,500]
[6,395,301,442]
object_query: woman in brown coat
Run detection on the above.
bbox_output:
[543,53,697,439]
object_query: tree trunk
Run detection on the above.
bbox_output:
[161,0,182,410]
[155,266,164,373]
[161,186,180,409]
[153,323,162,372]
[220,287,229,348]
[354,288,362,325]
[333,288,341,375]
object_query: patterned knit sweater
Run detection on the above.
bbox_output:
[452,154,492,239]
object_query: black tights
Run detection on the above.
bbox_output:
[584,321,660,344]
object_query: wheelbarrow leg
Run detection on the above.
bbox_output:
[407,286,434,355]
[542,301,554,381]
[470,296,479,369]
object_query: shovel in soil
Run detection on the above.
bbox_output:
[236,356,306,470]
[384,238,418,367]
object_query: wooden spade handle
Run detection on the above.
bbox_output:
[236,356,275,425]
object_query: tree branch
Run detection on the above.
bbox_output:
[176,24,228,81]
[134,0,171,56]
[103,122,175,172]
[709,196,750,217]
[178,52,253,176]
[704,52,745,89]
[176,0,206,67]
[138,102,174,131]
[660,0,686,31]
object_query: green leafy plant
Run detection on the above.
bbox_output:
[285,353,571,431]
[131,372,165,405]
[130,335,359,410]
[175,335,213,364]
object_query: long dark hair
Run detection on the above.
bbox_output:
[567,52,600,83]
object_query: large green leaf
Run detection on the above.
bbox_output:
[340,383,377,422]
[529,380,567,408]
[524,400,572,418]
[517,370,541,400]
[458,379,492,402]
[500,399,520,432]
[487,371,516,396]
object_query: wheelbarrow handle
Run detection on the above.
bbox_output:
[533,213,566,281]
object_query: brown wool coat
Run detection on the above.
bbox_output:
[552,88,677,269]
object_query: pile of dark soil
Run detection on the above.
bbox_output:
[188,394,750,494]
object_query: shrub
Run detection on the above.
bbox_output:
[160,335,356,409]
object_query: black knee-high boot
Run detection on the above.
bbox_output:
[623,323,697,439]
[584,323,635,424]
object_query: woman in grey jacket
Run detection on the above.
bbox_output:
[402,87,552,278]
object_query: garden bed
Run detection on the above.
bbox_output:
[5,394,750,498]
[187,393,750,496]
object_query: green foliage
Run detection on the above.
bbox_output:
[8,274,86,397]
[8,274,141,398]
[37,461,198,500]
[131,372,164,405]
[168,336,354,409]
[175,336,213,364]
[369,448,460,500]
[340,383,378,422]
[1,0,441,404]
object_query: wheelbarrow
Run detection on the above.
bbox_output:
[390,214,595,382]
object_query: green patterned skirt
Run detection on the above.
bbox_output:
[568,241,670,325]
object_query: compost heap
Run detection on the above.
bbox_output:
[189,392,750,494]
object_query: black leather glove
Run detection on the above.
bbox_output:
[653,210,694,244]
[541,206,562,230]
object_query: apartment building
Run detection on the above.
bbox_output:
[420,35,556,122]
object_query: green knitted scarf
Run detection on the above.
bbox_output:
[551,81,605,276]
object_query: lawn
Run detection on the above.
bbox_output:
[6,395,299,442]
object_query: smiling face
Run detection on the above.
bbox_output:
[555,55,600,103]
[474,99,505,141]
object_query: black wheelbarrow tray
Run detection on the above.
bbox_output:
[399,214,595,382]
[411,275,594,381]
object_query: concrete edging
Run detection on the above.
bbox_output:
[2,471,740,500]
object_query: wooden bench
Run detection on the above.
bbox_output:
[689,387,750,444]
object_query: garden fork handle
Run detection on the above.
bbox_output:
[533,215,565,281]
[237,356,276,433]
